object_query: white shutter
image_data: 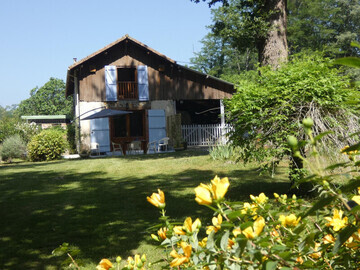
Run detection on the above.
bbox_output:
[105,65,117,101]
[148,109,166,143]
[90,118,111,153]
[137,65,149,101]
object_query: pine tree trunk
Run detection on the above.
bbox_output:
[258,0,288,68]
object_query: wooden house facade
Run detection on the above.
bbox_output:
[65,35,234,154]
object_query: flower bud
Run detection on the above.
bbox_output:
[116,256,122,263]
[141,254,146,263]
[302,118,314,128]
[287,136,298,149]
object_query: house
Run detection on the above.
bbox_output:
[65,35,234,154]
[21,115,70,129]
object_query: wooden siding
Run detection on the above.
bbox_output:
[76,39,233,102]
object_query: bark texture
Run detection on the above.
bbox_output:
[258,0,288,68]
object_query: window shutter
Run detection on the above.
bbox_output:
[105,65,117,101]
[137,65,149,101]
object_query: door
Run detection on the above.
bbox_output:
[148,109,166,143]
[90,118,111,153]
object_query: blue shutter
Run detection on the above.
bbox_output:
[148,109,166,144]
[90,118,111,153]
[137,65,149,101]
[105,65,117,101]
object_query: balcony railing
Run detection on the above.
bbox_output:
[118,82,138,100]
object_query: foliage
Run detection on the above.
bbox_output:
[0,105,20,143]
[0,134,27,162]
[16,77,73,117]
[190,32,257,77]
[224,51,360,176]
[138,122,360,269]
[27,128,67,161]
[288,0,360,57]
[209,143,240,162]
[14,121,41,143]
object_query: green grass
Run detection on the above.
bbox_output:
[0,149,289,269]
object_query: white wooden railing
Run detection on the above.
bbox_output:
[181,124,233,146]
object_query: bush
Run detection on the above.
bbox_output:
[209,143,239,162]
[27,129,67,161]
[0,134,27,162]
[14,121,41,143]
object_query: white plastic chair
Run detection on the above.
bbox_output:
[157,137,170,152]
[90,143,100,156]
[147,140,157,154]
[112,142,123,155]
[127,141,142,155]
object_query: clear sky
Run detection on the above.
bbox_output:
[0,0,214,107]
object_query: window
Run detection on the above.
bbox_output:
[112,110,145,138]
[117,67,138,100]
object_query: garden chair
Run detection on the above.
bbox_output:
[90,143,100,156]
[112,142,123,155]
[147,140,157,154]
[157,137,170,152]
[127,141,142,155]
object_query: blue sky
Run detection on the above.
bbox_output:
[0,0,214,107]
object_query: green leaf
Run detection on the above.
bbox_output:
[334,57,360,68]
[227,210,243,220]
[325,162,349,170]
[206,231,215,250]
[340,179,360,193]
[265,261,278,270]
[302,196,335,218]
[314,131,333,142]
[342,142,360,153]
[333,225,358,253]
[220,230,230,251]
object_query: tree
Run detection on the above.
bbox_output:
[224,52,360,182]
[17,78,73,117]
[192,0,288,68]
[190,32,257,76]
[287,0,360,57]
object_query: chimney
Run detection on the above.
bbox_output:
[73,58,77,63]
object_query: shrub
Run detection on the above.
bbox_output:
[209,143,239,162]
[27,129,67,161]
[0,134,27,162]
[14,121,41,143]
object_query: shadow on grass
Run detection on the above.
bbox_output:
[0,151,289,269]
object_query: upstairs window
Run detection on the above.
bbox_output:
[105,65,149,102]
[117,67,138,100]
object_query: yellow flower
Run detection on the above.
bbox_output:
[195,183,213,205]
[242,216,265,239]
[173,225,186,235]
[147,189,165,209]
[210,176,230,200]
[184,217,201,233]
[170,242,192,267]
[279,214,301,227]
[250,193,268,205]
[96,259,113,270]
[296,257,304,264]
[158,227,168,240]
[309,243,321,259]
[325,209,348,231]
[228,238,235,249]
[195,176,230,205]
[206,214,222,234]
[233,227,241,237]
[241,202,258,217]
[199,237,208,248]
[352,195,360,205]
[323,234,335,244]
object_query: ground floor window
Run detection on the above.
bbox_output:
[111,110,145,139]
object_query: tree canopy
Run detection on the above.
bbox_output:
[16,78,72,117]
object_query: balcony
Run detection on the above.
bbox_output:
[118,82,138,100]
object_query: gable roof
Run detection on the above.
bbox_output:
[66,35,234,97]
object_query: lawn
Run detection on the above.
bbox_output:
[0,149,289,269]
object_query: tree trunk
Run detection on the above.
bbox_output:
[258,0,288,68]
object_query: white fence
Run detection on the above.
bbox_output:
[181,124,232,146]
